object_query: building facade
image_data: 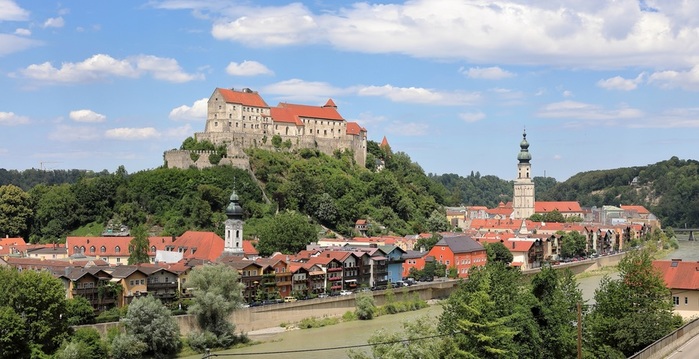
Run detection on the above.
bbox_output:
[513,130,535,219]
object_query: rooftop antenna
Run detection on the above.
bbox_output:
[40,161,61,170]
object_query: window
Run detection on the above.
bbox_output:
[673,296,680,306]
[686,297,689,305]
[80,246,86,253]
[150,246,156,252]
[115,246,121,253]
[90,246,95,253]
[100,246,106,253]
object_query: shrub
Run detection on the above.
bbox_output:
[342,310,357,322]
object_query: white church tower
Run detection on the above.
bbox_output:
[223,189,244,254]
[513,130,535,219]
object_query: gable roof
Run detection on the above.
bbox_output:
[346,122,366,135]
[620,205,651,214]
[535,201,582,213]
[270,106,304,126]
[277,102,344,121]
[216,88,269,108]
[433,235,485,254]
[653,260,699,290]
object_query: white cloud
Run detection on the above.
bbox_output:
[459,111,486,123]
[17,54,203,84]
[386,121,428,136]
[169,98,208,121]
[0,34,40,56]
[263,79,348,103]
[105,127,160,140]
[537,100,644,121]
[629,107,699,128]
[212,3,320,46]
[460,66,514,80]
[0,0,29,21]
[43,16,65,28]
[357,85,481,106]
[562,90,573,97]
[0,111,29,125]
[648,65,699,91]
[597,73,645,90]
[164,124,193,138]
[553,154,562,160]
[69,109,106,123]
[48,125,101,141]
[226,60,274,76]
[14,28,30,36]
[352,112,388,128]
[167,0,699,69]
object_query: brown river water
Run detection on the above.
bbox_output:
[185,238,699,358]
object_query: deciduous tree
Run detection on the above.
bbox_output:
[0,184,32,238]
[120,295,181,358]
[127,225,150,265]
[255,210,317,256]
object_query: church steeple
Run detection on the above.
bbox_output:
[223,188,244,254]
[513,129,535,220]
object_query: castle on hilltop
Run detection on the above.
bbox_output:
[164,88,367,169]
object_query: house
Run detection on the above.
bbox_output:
[427,235,487,278]
[402,250,429,279]
[379,245,406,284]
[535,201,584,219]
[60,267,117,312]
[652,259,699,319]
[104,266,149,307]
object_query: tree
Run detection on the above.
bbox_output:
[109,333,148,359]
[0,267,69,355]
[485,241,514,264]
[186,263,245,348]
[586,249,682,357]
[414,233,442,252]
[255,210,318,256]
[127,225,150,265]
[65,297,96,326]
[0,184,32,238]
[54,327,107,359]
[542,210,565,223]
[560,230,586,258]
[355,293,376,320]
[348,315,445,359]
[271,134,282,149]
[0,306,28,358]
[529,267,580,358]
[426,209,449,232]
[120,295,181,358]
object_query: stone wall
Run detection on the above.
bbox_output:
[163,150,250,171]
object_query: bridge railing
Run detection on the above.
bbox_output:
[628,316,699,359]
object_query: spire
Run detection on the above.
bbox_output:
[225,189,243,219]
[380,136,389,148]
[517,129,531,164]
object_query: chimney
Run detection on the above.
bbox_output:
[171,235,176,242]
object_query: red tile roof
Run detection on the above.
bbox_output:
[535,201,582,213]
[324,99,337,108]
[620,205,651,215]
[270,106,304,126]
[346,122,366,135]
[653,260,699,290]
[176,231,225,262]
[243,240,258,256]
[277,102,344,121]
[217,88,269,108]
[380,136,389,147]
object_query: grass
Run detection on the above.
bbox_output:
[70,221,105,236]
[575,265,619,280]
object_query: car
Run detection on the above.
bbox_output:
[318,293,328,299]
[339,290,353,296]
[284,296,297,303]
[419,276,434,282]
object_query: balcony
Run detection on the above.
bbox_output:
[72,287,98,295]
[328,267,342,272]
[276,281,292,287]
[147,282,177,290]
[328,277,342,281]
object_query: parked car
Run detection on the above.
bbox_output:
[318,293,328,299]
[339,290,353,296]
[419,276,434,282]
[284,296,297,303]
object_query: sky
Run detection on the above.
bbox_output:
[1,0,699,181]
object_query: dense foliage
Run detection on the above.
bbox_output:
[119,295,181,358]
[247,143,448,236]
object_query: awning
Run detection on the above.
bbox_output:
[345,279,357,282]
[372,256,387,261]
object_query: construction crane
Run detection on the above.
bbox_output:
[39,161,61,170]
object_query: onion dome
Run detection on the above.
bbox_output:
[225,190,243,219]
[517,130,532,163]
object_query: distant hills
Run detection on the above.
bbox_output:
[1,146,697,242]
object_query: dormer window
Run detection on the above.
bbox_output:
[115,246,121,253]
[90,246,95,253]
[100,246,106,253]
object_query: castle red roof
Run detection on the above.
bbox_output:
[346,122,366,135]
[270,106,304,126]
[620,205,650,215]
[216,88,269,108]
[277,102,344,121]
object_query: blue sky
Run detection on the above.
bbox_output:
[1,0,698,181]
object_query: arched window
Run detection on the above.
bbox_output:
[73,246,79,253]
[90,246,95,253]
[80,246,86,253]
[150,246,156,253]
[115,246,121,253]
[100,246,106,253]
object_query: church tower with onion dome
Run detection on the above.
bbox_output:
[223,189,244,254]
[513,130,535,219]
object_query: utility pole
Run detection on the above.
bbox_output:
[577,302,582,359]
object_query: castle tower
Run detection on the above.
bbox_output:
[223,189,244,254]
[513,130,535,219]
